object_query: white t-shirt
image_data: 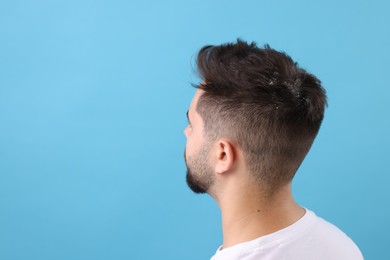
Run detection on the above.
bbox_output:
[210,209,363,260]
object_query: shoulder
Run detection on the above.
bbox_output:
[300,209,363,259]
[210,209,363,260]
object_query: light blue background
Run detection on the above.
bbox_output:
[1,0,389,259]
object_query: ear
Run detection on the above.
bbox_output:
[214,139,236,175]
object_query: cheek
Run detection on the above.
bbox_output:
[185,126,204,156]
[185,137,199,158]
[185,139,193,156]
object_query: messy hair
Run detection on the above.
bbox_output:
[195,39,327,189]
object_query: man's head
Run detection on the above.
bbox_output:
[184,39,327,195]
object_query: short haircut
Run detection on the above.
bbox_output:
[195,39,327,189]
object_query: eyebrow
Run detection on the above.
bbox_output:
[186,110,190,123]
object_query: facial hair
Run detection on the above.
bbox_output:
[184,146,214,194]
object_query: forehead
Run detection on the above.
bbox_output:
[189,89,203,115]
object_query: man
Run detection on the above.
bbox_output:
[184,40,363,260]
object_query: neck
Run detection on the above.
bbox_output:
[217,183,305,249]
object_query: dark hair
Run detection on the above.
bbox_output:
[195,39,327,189]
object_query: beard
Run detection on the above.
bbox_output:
[184,145,214,194]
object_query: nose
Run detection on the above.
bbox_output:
[184,126,189,137]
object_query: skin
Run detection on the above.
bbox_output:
[184,89,306,249]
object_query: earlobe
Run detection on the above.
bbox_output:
[215,139,235,174]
